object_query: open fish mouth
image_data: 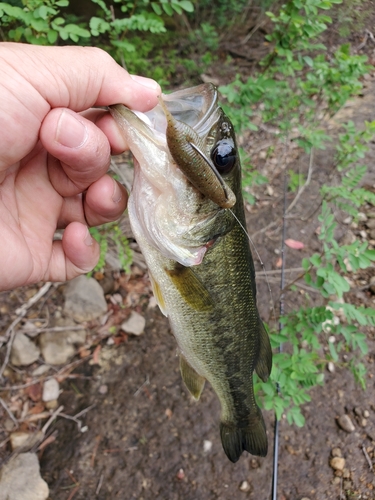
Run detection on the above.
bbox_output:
[109,84,237,266]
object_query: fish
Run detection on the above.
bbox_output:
[110,83,272,463]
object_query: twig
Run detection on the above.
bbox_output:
[19,325,86,338]
[96,474,104,495]
[67,485,80,500]
[357,29,375,50]
[285,148,314,215]
[0,282,53,378]
[42,405,65,434]
[362,444,374,472]
[59,404,95,431]
[134,375,150,396]
[255,267,304,276]
[0,397,19,429]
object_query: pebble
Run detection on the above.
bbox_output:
[64,276,107,322]
[354,407,362,416]
[330,457,346,471]
[343,216,352,225]
[364,410,370,418]
[328,362,335,373]
[10,432,31,451]
[366,218,375,229]
[337,414,355,433]
[203,440,212,453]
[121,311,146,336]
[332,447,342,457]
[340,230,356,245]
[39,323,86,365]
[361,418,367,427]
[0,453,49,500]
[98,384,108,395]
[358,212,367,222]
[10,333,40,367]
[239,480,251,492]
[369,276,375,294]
[42,378,59,402]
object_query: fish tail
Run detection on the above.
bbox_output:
[220,410,268,463]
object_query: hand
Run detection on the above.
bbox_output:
[0,42,161,292]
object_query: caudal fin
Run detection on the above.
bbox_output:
[220,412,268,463]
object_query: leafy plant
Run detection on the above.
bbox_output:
[89,221,133,274]
[220,0,375,424]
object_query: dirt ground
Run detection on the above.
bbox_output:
[1,9,375,500]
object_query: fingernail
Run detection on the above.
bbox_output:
[84,227,93,246]
[130,74,159,90]
[56,109,88,148]
[112,179,122,204]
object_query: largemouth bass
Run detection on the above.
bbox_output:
[110,84,272,463]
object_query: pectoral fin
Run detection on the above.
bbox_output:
[254,320,272,382]
[166,264,214,312]
[149,272,168,316]
[180,355,205,400]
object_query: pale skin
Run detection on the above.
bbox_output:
[0,42,161,292]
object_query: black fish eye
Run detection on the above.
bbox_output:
[211,139,236,175]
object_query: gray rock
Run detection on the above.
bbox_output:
[0,453,49,500]
[10,333,40,367]
[64,276,107,322]
[121,311,146,336]
[42,378,60,402]
[39,320,86,365]
[366,218,375,229]
[337,414,355,433]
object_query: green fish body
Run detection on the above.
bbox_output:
[110,84,272,463]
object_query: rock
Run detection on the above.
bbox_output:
[340,230,356,245]
[337,414,355,433]
[10,432,33,451]
[39,320,86,365]
[364,409,370,418]
[121,311,146,336]
[331,447,342,457]
[98,384,108,395]
[10,432,43,452]
[239,480,251,492]
[330,457,346,471]
[366,218,375,229]
[328,361,335,373]
[203,440,212,453]
[42,378,59,402]
[64,276,107,322]
[10,333,40,367]
[0,453,49,500]
[369,276,375,294]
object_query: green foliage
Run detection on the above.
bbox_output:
[219,0,375,424]
[89,222,133,274]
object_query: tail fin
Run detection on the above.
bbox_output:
[220,412,268,463]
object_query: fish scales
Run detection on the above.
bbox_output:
[110,84,272,463]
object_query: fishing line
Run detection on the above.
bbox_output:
[228,209,277,326]
[271,172,288,500]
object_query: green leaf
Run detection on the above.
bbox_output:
[55,0,69,6]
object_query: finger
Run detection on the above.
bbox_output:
[45,222,100,282]
[5,43,161,112]
[40,108,111,196]
[84,176,128,227]
[0,43,160,169]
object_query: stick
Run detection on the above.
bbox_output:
[0,282,53,378]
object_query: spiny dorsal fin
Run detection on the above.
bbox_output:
[255,319,272,382]
[180,355,206,400]
[166,263,214,312]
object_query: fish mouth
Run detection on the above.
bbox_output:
[111,84,221,146]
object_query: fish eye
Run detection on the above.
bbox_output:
[211,139,236,175]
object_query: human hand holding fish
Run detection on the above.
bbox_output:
[0,42,160,291]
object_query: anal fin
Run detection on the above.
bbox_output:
[180,355,205,400]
